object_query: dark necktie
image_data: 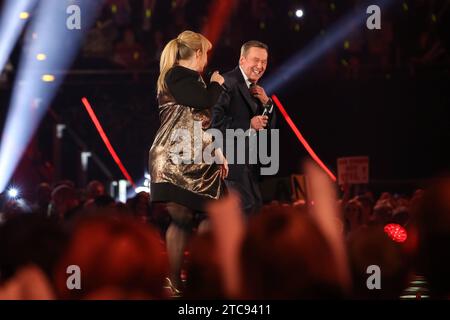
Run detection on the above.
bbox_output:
[249,82,263,114]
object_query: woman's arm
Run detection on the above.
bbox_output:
[166,66,224,109]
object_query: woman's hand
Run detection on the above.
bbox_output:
[215,148,228,179]
[210,71,225,85]
[220,157,229,179]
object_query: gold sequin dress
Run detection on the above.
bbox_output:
[149,66,225,211]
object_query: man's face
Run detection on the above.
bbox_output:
[239,47,268,83]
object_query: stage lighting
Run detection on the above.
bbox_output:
[19,11,29,20]
[82,97,136,188]
[118,180,128,203]
[271,95,336,181]
[128,173,151,197]
[0,0,103,193]
[135,186,150,194]
[0,0,38,73]
[36,53,46,61]
[263,0,391,93]
[295,9,304,18]
[7,186,19,199]
[402,2,408,12]
[384,223,408,243]
[41,74,55,82]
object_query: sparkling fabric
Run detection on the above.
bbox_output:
[149,100,222,201]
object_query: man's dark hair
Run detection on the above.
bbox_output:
[240,40,269,57]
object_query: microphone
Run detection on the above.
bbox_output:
[262,104,270,116]
[205,69,228,91]
[204,68,220,84]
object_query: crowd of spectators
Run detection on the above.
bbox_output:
[0,0,448,300]
[0,171,449,299]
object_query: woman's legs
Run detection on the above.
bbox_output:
[165,202,195,291]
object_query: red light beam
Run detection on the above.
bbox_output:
[81,97,136,188]
[202,0,238,56]
[272,94,337,182]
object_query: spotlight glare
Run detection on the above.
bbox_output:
[295,9,304,18]
[19,11,29,20]
[263,0,392,93]
[0,0,102,193]
[135,186,150,194]
[36,53,46,61]
[384,223,408,243]
[7,187,19,198]
[0,0,38,73]
[42,74,55,82]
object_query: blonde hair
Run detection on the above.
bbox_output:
[157,30,212,94]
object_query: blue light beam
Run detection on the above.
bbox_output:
[263,0,390,93]
[0,0,104,192]
[0,0,38,72]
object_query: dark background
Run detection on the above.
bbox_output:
[0,0,449,197]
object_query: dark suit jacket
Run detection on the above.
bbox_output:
[211,67,276,181]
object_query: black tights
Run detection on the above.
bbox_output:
[165,202,210,290]
[165,202,194,290]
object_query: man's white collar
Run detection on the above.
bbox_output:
[239,66,252,88]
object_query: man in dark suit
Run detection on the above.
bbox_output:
[212,40,276,215]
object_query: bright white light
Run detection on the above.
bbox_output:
[41,74,55,82]
[118,179,129,203]
[0,0,103,192]
[36,53,46,61]
[19,11,29,20]
[0,0,38,73]
[127,174,151,198]
[295,9,304,18]
[7,187,19,198]
[135,186,150,194]
[264,2,379,93]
